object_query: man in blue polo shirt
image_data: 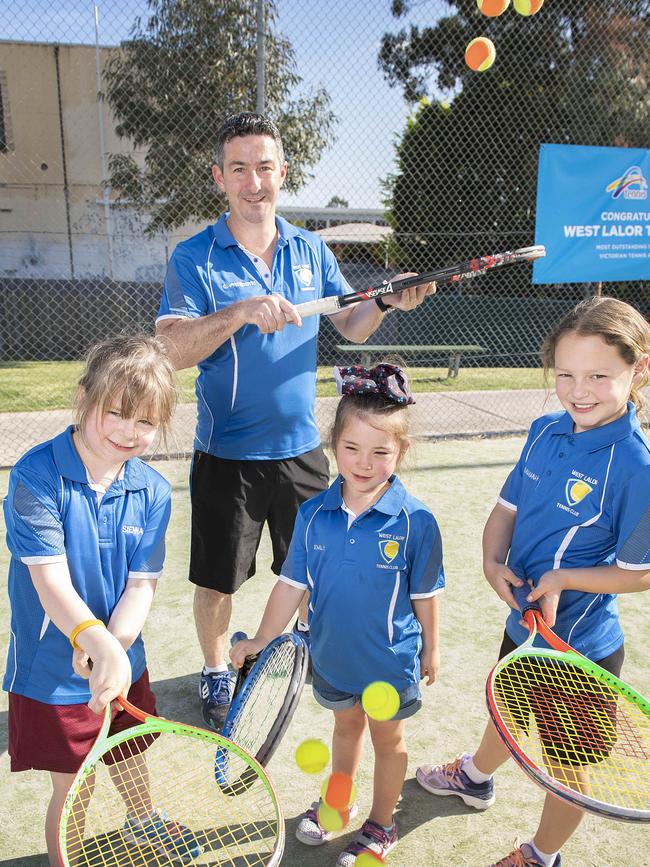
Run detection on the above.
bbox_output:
[156,112,435,729]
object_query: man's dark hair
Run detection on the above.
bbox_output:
[214,112,284,168]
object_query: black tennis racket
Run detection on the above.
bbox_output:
[216,632,309,794]
[294,244,546,318]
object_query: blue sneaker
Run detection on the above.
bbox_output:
[199,669,234,731]
[489,840,561,866]
[416,753,495,810]
[123,807,202,863]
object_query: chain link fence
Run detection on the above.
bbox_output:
[0,0,648,464]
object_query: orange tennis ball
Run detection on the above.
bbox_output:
[477,0,510,16]
[317,802,354,833]
[513,0,544,14]
[320,772,357,811]
[465,37,496,72]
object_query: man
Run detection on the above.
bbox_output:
[156,112,433,730]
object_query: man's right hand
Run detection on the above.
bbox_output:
[236,294,302,333]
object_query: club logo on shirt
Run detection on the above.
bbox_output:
[378,539,400,563]
[294,265,315,290]
[122,524,144,536]
[565,478,593,507]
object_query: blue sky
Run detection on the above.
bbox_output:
[0,0,444,209]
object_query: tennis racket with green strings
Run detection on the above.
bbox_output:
[486,584,650,822]
[58,694,285,866]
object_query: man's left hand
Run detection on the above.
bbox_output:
[382,273,436,311]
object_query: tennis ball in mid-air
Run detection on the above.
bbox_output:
[513,0,544,14]
[318,802,354,833]
[295,739,330,774]
[321,772,357,811]
[477,0,510,16]
[356,854,385,866]
[464,37,496,72]
[362,681,400,721]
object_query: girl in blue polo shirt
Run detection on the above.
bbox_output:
[417,297,650,867]
[231,363,445,866]
[2,335,201,865]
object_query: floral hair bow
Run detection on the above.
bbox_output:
[333,363,415,406]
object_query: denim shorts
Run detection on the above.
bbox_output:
[312,668,421,720]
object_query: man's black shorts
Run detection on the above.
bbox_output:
[189,446,330,594]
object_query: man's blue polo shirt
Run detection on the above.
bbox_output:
[3,427,172,704]
[499,405,650,659]
[280,475,445,694]
[158,214,351,460]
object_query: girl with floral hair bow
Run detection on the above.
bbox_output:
[232,362,444,865]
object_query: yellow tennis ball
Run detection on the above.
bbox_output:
[318,802,353,833]
[361,681,400,721]
[321,772,357,810]
[356,854,385,866]
[513,0,544,14]
[464,37,496,72]
[294,739,330,774]
[477,0,510,16]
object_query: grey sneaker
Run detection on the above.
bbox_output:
[295,800,359,846]
[416,753,495,810]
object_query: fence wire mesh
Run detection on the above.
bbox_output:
[0,0,648,464]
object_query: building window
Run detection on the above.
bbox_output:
[0,73,12,153]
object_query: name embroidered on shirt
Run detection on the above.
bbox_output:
[313,543,325,551]
[122,525,144,536]
[222,280,257,289]
[524,467,540,481]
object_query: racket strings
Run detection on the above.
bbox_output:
[492,653,650,810]
[227,641,298,754]
[61,727,282,866]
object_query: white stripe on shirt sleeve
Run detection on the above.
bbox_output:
[497,496,517,512]
[410,586,445,600]
[279,573,308,589]
[127,570,162,581]
[615,559,650,571]
[21,554,67,565]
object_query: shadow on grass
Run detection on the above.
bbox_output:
[0,856,48,866]
[282,776,477,865]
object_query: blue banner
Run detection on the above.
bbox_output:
[533,143,650,284]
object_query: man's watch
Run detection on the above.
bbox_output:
[374,295,392,313]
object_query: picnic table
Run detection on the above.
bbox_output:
[335,344,486,378]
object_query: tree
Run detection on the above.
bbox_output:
[327,195,349,208]
[379,0,650,272]
[104,0,336,233]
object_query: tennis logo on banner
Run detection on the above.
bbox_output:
[378,539,400,563]
[565,479,593,507]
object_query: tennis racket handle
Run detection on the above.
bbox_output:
[231,631,248,645]
[512,582,541,614]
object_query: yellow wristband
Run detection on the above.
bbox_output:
[69,619,105,650]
